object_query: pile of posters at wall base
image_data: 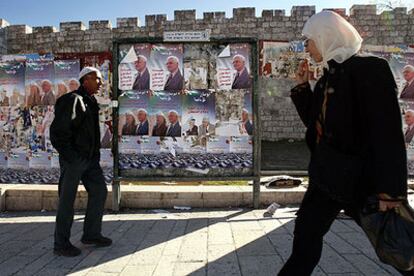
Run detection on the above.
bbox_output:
[117,43,254,177]
[361,45,414,175]
[0,53,113,184]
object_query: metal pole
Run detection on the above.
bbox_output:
[253,177,260,208]
[112,180,120,212]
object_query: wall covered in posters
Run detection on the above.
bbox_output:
[117,42,254,178]
[0,52,113,184]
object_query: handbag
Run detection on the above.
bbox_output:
[359,196,414,271]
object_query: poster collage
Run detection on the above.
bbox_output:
[117,43,254,177]
[260,41,414,175]
[0,53,113,183]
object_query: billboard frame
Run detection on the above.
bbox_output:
[111,37,261,211]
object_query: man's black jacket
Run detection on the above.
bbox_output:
[50,86,101,163]
[291,54,407,201]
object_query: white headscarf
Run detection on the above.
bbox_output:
[302,11,363,68]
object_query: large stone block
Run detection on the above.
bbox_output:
[60,21,86,32]
[350,5,377,16]
[174,10,196,21]
[116,17,140,28]
[89,20,112,29]
[233,7,256,21]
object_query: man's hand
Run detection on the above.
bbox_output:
[295,59,310,85]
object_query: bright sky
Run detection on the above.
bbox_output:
[0,0,413,27]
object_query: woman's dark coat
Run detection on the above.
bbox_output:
[291,54,407,203]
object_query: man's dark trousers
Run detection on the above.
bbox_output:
[54,155,107,249]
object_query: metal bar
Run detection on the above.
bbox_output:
[115,176,257,182]
[112,41,121,211]
[251,39,261,209]
[111,179,120,212]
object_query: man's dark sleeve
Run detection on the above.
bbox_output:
[356,58,407,198]
[290,82,313,128]
[50,96,79,163]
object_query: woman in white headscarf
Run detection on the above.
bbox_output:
[279,11,408,275]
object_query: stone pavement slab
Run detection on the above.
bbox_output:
[0,203,412,276]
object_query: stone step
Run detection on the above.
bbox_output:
[0,184,306,211]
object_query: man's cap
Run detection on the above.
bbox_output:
[79,67,102,80]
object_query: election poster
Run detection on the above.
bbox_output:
[25,60,55,106]
[0,61,25,106]
[118,91,150,156]
[118,43,151,91]
[54,60,80,99]
[216,43,251,90]
[149,44,184,91]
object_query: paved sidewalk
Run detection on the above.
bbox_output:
[2,204,411,276]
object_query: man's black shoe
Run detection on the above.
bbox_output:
[53,244,81,257]
[81,236,112,247]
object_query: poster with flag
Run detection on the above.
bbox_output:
[118,43,151,91]
[149,44,184,91]
[216,43,251,90]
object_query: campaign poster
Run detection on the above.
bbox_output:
[149,44,184,91]
[206,136,230,154]
[25,60,55,106]
[0,61,25,106]
[229,136,253,153]
[28,151,51,169]
[149,91,182,137]
[7,149,29,169]
[216,43,251,90]
[118,91,149,154]
[54,60,80,99]
[118,91,150,137]
[182,89,215,151]
[139,136,161,154]
[118,43,151,91]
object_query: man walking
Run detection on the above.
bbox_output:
[50,67,112,257]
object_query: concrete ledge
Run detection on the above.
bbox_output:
[0,184,306,211]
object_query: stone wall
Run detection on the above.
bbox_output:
[1,5,414,141]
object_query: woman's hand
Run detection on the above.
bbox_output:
[379,200,401,212]
[378,193,402,212]
[295,59,310,85]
